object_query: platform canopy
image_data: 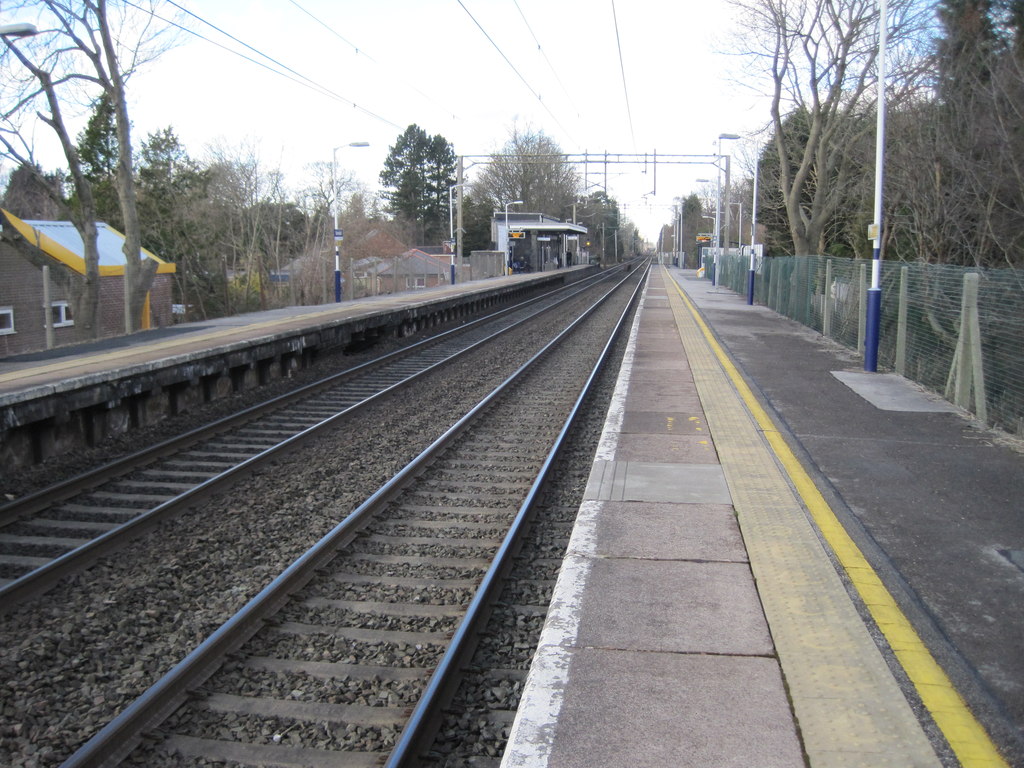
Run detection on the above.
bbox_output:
[498,212,588,237]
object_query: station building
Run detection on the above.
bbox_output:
[491,211,589,273]
[0,208,176,357]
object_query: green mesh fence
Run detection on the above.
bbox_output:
[712,254,1024,436]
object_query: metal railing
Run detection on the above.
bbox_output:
[714,253,1024,436]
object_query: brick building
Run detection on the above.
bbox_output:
[0,208,176,357]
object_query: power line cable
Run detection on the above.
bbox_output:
[286,0,367,60]
[511,0,582,119]
[609,0,636,150]
[155,0,402,128]
[286,0,460,121]
[455,0,578,147]
[121,1,333,100]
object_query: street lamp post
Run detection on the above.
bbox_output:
[331,141,369,302]
[0,23,38,36]
[674,201,682,267]
[865,0,888,372]
[504,200,523,274]
[669,209,676,266]
[726,202,744,251]
[713,172,722,284]
[448,183,463,286]
[716,133,741,287]
[748,150,761,305]
[696,179,713,274]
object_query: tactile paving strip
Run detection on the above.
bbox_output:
[662,269,941,768]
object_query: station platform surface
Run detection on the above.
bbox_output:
[502,266,1024,768]
[2,264,1021,766]
[0,270,563,401]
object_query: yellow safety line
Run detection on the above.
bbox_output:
[667,269,1008,768]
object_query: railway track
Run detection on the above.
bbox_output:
[0,268,623,610]
[60,262,647,767]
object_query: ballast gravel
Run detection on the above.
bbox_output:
[0,317,565,768]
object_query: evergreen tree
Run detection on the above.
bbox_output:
[379,124,456,244]
[136,128,214,313]
[460,191,495,254]
[75,95,121,226]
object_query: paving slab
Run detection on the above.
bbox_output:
[587,501,745,561]
[831,371,961,412]
[573,557,772,654]
[611,433,718,464]
[583,461,731,504]
[543,649,803,768]
[618,411,707,435]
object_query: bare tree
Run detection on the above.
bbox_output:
[1,0,177,335]
[727,0,932,255]
[471,124,581,216]
[294,159,361,303]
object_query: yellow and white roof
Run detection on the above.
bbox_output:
[1,208,175,275]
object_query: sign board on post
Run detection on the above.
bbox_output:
[509,231,525,239]
[334,228,344,241]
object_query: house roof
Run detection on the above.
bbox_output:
[353,248,450,276]
[403,248,449,267]
[0,208,175,275]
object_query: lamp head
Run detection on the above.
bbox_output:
[0,22,38,37]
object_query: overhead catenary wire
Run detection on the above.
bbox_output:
[152,0,402,129]
[120,1,334,103]
[455,0,578,148]
[609,0,637,151]
[511,0,582,120]
[286,0,460,122]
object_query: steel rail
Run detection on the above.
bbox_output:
[0,269,613,528]
[59,262,644,768]
[0,270,622,612]
[385,261,649,767]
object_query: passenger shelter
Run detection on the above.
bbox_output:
[491,211,589,274]
[0,208,176,357]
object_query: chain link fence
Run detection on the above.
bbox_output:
[714,253,1024,436]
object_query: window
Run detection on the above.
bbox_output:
[51,301,74,328]
[0,307,13,335]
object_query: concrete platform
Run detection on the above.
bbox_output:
[502,268,969,768]
[0,268,593,468]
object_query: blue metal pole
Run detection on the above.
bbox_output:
[333,265,341,303]
[712,157,721,286]
[747,153,760,305]
[864,0,888,372]
[865,274,882,371]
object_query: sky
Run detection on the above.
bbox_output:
[6,0,773,241]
